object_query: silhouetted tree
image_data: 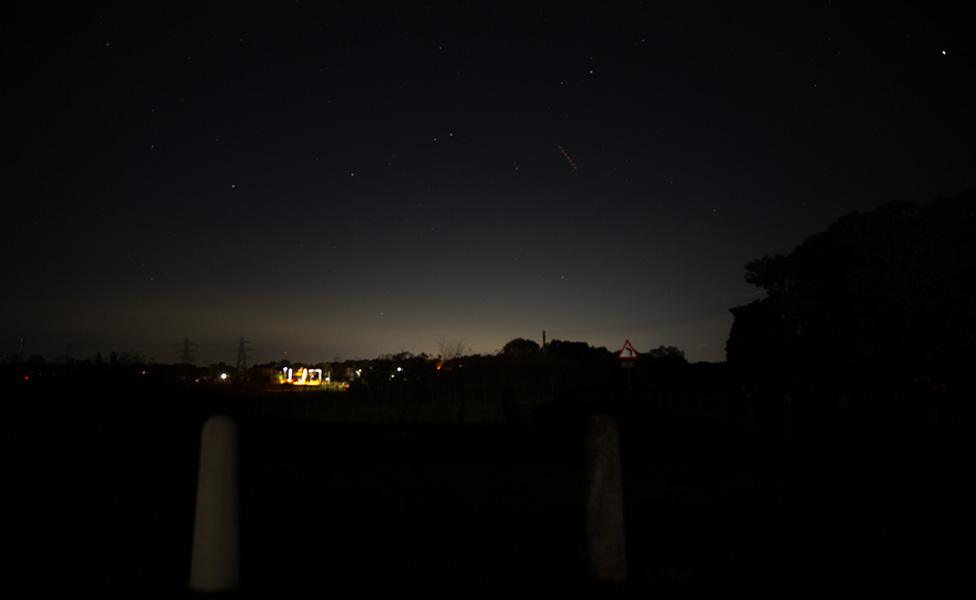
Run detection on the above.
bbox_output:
[438,340,467,362]
[727,191,976,393]
[644,345,687,364]
[502,338,540,358]
[546,340,612,363]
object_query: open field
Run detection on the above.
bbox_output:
[2,380,973,594]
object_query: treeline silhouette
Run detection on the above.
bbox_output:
[725,191,975,450]
[729,190,975,392]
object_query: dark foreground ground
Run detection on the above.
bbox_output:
[2,381,973,596]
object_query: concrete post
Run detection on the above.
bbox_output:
[190,415,240,592]
[584,413,628,582]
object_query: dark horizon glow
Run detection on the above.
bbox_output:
[5,3,974,364]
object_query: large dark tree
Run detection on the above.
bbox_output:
[727,191,976,392]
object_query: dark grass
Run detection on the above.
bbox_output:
[2,380,973,595]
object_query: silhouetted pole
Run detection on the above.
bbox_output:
[584,413,628,582]
[190,415,240,592]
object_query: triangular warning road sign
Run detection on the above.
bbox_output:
[617,340,640,361]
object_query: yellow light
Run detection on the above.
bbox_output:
[281,366,326,386]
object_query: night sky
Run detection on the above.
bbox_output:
[5,2,974,364]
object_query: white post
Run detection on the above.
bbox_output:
[190,415,240,592]
[584,413,628,582]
